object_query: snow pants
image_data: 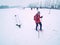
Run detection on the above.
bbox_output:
[36,22,42,30]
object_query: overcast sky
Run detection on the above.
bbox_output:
[0,0,39,6]
[0,0,60,6]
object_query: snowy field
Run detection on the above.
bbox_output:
[0,8,60,45]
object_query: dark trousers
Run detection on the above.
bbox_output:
[36,22,42,30]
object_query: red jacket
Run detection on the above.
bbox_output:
[34,14,41,23]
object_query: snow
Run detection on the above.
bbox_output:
[0,8,60,45]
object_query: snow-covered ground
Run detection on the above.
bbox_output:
[0,8,60,45]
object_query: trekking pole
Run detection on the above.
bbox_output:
[14,15,21,28]
[38,24,40,39]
